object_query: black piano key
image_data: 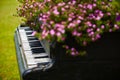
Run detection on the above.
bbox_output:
[34,56,48,59]
[26,31,33,35]
[28,37,38,41]
[37,62,50,66]
[31,48,45,53]
[25,28,32,31]
[29,41,42,47]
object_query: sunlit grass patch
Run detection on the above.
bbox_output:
[0,0,21,80]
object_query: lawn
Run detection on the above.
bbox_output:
[0,0,21,80]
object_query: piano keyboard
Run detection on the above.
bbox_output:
[16,26,52,69]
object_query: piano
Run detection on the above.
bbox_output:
[14,25,120,80]
[14,25,54,80]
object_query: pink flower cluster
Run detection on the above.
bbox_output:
[17,0,120,56]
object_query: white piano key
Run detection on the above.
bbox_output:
[26,31,33,33]
[26,57,37,65]
[25,51,48,58]
[32,53,48,57]
[24,51,35,59]
[27,59,37,65]
[24,51,37,65]
[24,51,33,54]
[19,30,28,41]
[21,34,28,41]
[22,42,31,50]
[27,34,33,37]
[35,58,51,63]
[24,51,33,58]
[28,65,37,69]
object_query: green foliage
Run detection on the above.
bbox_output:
[16,0,120,56]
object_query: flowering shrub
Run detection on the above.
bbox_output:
[17,0,120,56]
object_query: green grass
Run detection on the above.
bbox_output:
[0,0,21,80]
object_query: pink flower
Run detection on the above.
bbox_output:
[72,1,76,5]
[61,8,65,11]
[87,4,93,10]
[47,11,50,15]
[30,5,33,8]
[76,20,81,24]
[58,3,63,6]
[83,10,87,13]
[93,3,96,7]
[41,30,49,39]
[87,28,92,33]
[77,33,82,37]
[44,0,51,2]
[86,21,92,26]
[114,24,119,29]
[68,23,76,28]
[68,17,72,21]
[94,0,97,2]
[91,32,94,35]
[72,30,77,36]
[65,5,69,8]
[88,31,94,37]
[101,25,105,29]
[78,4,83,8]
[71,48,75,51]
[92,24,96,28]
[71,52,76,56]
[53,9,59,15]
[47,0,51,2]
[96,34,101,39]
[107,12,111,16]
[58,2,65,7]
[95,16,101,20]
[101,2,105,5]
[97,28,100,32]
[116,13,119,16]
[50,29,55,36]
[99,12,104,17]
[56,32,61,37]
[64,45,69,49]
[50,21,54,24]
[57,28,65,33]
[32,31,37,36]
[78,16,84,20]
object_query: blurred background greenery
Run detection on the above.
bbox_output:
[0,0,21,80]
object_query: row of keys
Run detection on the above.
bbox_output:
[18,27,51,69]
